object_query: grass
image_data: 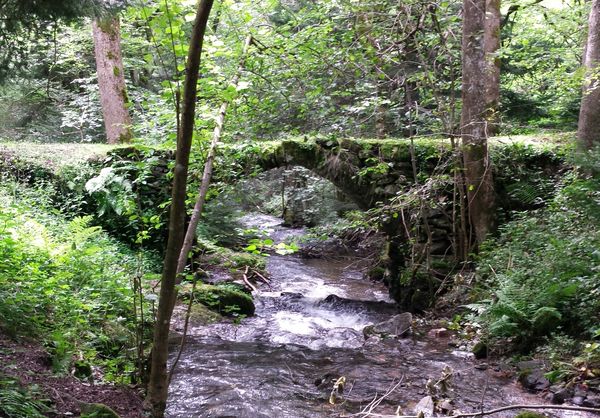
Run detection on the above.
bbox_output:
[0,131,574,170]
[0,141,122,173]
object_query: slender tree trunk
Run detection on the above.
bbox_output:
[145,1,214,416]
[92,16,132,144]
[484,0,501,136]
[577,0,600,150]
[461,0,496,247]
[176,34,253,278]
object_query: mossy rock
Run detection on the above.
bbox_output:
[80,403,120,418]
[472,341,488,359]
[367,266,386,281]
[194,284,255,317]
[188,303,221,324]
[514,412,548,418]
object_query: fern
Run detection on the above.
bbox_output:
[0,375,52,418]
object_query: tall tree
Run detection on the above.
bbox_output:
[92,15,132,143]
[577,0,600,150]
[0,0,101,81]
[461,0,496,246]
[145,0,214,416]
[484,0,501,136]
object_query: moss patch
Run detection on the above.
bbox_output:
[80,403,120,418]
[514,412,548,418]
[190,283,255,317]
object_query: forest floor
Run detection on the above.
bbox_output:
[0,331,145,417]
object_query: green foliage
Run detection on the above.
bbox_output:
[244,238,299,256]
[491,140,567,215]
[500,2,586,132]
[0,183,152,382]
[0,0,105,83]
[470,160,600,351]
[80,403,120,418]
[514,413,548,418]
[0,375,53,417]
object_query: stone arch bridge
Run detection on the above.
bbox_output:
[247,137,449,210]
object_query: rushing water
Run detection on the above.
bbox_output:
[166,214,591,418]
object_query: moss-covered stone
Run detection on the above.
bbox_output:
[80,403,120,418]
[193,284,255,317]
[188,303,222,324]
[472,341,488,359]
[514,412,548,418]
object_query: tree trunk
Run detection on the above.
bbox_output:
[577,0,600,150]
[92,16,132,144]
[461,0,496,247]
[145,1,214,416]
[484,0,501,136]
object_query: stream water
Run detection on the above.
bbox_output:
[166,214,591,418]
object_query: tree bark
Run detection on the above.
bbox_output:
[176,35,253,278]
[145,1,214,416]
[92,16,132,144]
[484,0,501,136]
[461,0,496,247]
[577,0,600,150]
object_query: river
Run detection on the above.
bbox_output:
[166,214,591,418]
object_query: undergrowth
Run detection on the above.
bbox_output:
[0,181,156,383]
[469,150,600,366]
[0,375,52,418]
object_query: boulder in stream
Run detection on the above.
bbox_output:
[193,284,255,317]
[363,312,412,338]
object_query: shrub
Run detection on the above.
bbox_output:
[469,164,600,352]
[0,184,155,381]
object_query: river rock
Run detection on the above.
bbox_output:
[363,312,412,338]
[517,361,550,392]
[472,341,488,359]
[322,294,398,315]
[195,284,256,316]
[413,395,434,417]
[325,328,364,349]
[583,394,600,408]
[550,386,573,404]
[428,327,449,338]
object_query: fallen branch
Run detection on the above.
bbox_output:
[353,378,405,417]
[450,404,600,417]
[242,266,258,293]
[252,269,272,289]
[354,403,600,418]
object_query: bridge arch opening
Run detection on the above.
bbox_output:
[232,166,361,228]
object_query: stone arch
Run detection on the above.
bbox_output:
[260,140,386,210]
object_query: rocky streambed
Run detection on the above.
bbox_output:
[166,214,598,418]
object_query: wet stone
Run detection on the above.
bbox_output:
[413,395,435,417]
[428,327,449,338]
[518,369,550,392]
[550,386,573,404]
[363,312,412,338]
[583,395,600,408]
